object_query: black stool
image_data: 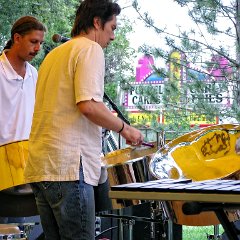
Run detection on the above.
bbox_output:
[0,184,40,239]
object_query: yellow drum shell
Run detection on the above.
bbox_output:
[102,142,157,165]
[150,124,240,226]
[0,141,28,191]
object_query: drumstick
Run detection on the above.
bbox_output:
[141,142,154,148]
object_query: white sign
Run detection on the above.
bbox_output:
[123,81,164,111]
[123,80,231,112]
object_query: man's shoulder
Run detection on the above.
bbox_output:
[73,37,102,51]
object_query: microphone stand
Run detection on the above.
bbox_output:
[103,93,130,125]
[103,92,130,149]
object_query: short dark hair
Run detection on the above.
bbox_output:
[71,0,121,37]
[4,16,46,50]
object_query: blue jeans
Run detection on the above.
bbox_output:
[30,168,95,240]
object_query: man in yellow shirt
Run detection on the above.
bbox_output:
[25,0,144,239]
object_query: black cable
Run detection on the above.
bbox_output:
[95,226,118,238]
[103,93,130,125]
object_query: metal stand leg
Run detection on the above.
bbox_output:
[126,219,135,240]
[150,201,168,240]
[98,204,167,240]
[118,219,123,240]
[118,218,135,240]
[214,225,220,237]
[118,209,124,240]
[168,220,174,240]
[207,225,221,240]
[215,209,239,240]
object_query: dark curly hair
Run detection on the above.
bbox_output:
[71,0,121,37]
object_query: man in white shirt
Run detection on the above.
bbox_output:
[0,15,46,223]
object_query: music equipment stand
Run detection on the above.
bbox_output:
[182,202,240,240]
[109,179,240,240]
[97,212,165,240]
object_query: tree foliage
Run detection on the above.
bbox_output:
[0,0,136,112]
[131,0,240,136]
[104,17,137,103]
[0,0,79,66]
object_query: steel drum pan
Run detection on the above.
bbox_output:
[0,141,38,218]
[150,123,240,226]
[0,141,29,191]
[102,143,157,209]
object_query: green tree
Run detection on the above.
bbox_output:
[104,17,137,106]
[0,0,79,67]
[131,0,240,137]
[0,0,137,117]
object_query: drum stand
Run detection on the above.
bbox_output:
[98,213,166,240]
[98,201,167,240]
[206,225,221,240]
[118,213,135,240]
[97,210,135,240]
[182,202,240,240]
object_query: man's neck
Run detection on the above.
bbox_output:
[78,30,96,42]
[5,50,26,78]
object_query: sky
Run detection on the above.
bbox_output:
[118,0,193,50]
[117,0,234,67]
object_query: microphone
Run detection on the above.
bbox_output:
[52,34,70,43]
